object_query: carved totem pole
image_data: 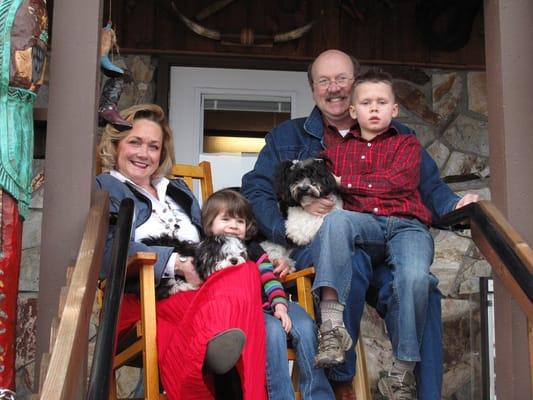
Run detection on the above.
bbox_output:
[0,0,47,393]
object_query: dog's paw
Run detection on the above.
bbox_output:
[168,281,198,294]
[286,257,296,272]
[260,241,296,271]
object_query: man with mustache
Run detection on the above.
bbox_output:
[242,49,478,400]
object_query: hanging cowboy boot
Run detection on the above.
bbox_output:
[98,77,132,131]
[100,22,124,77]
[101,54,124,77]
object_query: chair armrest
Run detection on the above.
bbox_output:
[126,252,158,279]
[98,252,158,288]
[281,267,316,319]
[281,267,315,284]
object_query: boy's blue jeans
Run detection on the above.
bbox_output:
[291,210,442,399]
[264,301,334,399]
[374,215,435,361]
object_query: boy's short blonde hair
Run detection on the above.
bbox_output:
[98,103,175,177]
[202,189,258,241]
[351,69,396,104]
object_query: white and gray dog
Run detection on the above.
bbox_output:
[195,235,248,280]
[136,235,247,299]
[274,157,343,246]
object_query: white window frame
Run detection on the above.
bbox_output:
[169,67,314,191]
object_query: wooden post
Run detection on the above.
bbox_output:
[484,0,533,397]
[35,0,103,388]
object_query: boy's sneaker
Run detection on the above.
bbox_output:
[314,320,353,368]
[377,370,416,400]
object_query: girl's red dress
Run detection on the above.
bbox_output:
[117,260,267,400]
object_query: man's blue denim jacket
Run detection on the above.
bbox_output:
[242,106,459,245]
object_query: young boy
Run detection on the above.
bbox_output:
[320,69,435,399]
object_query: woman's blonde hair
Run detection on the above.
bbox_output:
[98,104,175,177]
[202,188,258,241]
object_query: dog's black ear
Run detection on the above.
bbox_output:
[141,235,197,257]
[274,160,295,202]
[315,156,339,195]
[141,234,177,247]
[175,240,197,257]
[195,238,213,280]
[316,155,333,169]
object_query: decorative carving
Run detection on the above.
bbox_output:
[169,0,313,47]
[0,0,48,390]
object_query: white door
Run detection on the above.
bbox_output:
[169,67,314,191]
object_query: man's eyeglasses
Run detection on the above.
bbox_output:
[314,76,354,89]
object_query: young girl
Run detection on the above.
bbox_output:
[202,188,335,400]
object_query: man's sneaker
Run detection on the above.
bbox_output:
[314,320,353,368]
[377,370,416,400]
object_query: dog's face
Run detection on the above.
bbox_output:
[138,234,199,298]
[195,236,248,280]
[275,157,338,208]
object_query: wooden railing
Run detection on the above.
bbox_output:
[436,200,533,393]
[436,200,533,318]
[36,191,109,400]
[35,197,533,398]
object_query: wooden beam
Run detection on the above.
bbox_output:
[479,202,533,274]
[353,339,372,400]
[36,0,103,386]
[39,192,109,400]
[529,318,533,397]
[471,222,533,319]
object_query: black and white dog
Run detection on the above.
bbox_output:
[139,235,198,298]
[274,157,343,246]
[133,235,248,299]
[260,157,342,265]
[195,235,248,280]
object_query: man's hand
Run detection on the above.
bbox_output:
[302,196,335,216]
[272,257,292,278]
[175,255,203,286]
[274,304,292,333]
[455,193,480,210]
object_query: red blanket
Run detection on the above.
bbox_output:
[118,261,267,400]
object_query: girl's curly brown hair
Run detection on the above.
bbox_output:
[202,189,258,241]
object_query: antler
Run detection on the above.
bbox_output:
[170,0,313,46]
[171,2,221,40]
[274,22,313,43]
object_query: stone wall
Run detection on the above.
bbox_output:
[16,57,491,399]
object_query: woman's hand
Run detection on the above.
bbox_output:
[274,304,292,333]
[302,196,335,216]
[272,258,291,278]
[175,255,203,287]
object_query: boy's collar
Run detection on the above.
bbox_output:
[348,123,399,140]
